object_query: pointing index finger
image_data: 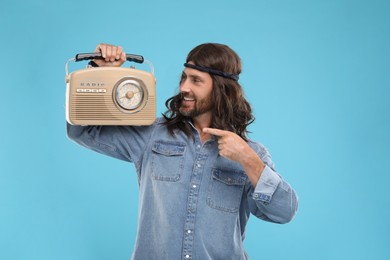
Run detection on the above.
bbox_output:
[203,128,226,137]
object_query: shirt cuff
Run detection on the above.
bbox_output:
[252,165,282,203]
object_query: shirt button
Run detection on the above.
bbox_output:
[185,255,190,258]
[197,164,201,167]
[192,184,196,188]
[197,145,201,149]
[187,230,192,234]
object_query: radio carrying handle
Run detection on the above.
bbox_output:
[75,53,144,64]
[65,52,154,80]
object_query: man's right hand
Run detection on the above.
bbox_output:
[92,43,127,67]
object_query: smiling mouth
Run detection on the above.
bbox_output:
[183,96,195,101]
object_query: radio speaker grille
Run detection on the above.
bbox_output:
[71,94,155,121]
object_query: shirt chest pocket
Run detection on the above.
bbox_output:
[207,168,247,213]
[151,140,186,182]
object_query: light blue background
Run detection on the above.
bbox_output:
[1,0,389,259]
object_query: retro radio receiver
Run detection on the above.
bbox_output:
[65,52,156,126]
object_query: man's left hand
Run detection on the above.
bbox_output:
[203,127,265,186]
[203,128,249,163]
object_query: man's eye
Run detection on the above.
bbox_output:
[180,74,186,83]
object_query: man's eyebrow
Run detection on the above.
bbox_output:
[186,72,204,79]
[182,70,206,81]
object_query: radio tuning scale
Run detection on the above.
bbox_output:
[115,79,145,111]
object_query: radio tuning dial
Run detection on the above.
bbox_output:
[114,79,145,111]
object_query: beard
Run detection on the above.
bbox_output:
[179,94,213,118]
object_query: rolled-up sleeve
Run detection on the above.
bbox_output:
[252,165,281,203]
[246,143,298,224]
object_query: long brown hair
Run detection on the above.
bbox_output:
[163,43,254,141]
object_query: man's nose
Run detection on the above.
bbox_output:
[180,80,191,93]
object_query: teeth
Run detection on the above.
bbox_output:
[184,97,195,101]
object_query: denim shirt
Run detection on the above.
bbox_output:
[67,118,298,260]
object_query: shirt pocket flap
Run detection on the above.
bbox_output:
[152,141,186,156]
[211,168,247,186]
